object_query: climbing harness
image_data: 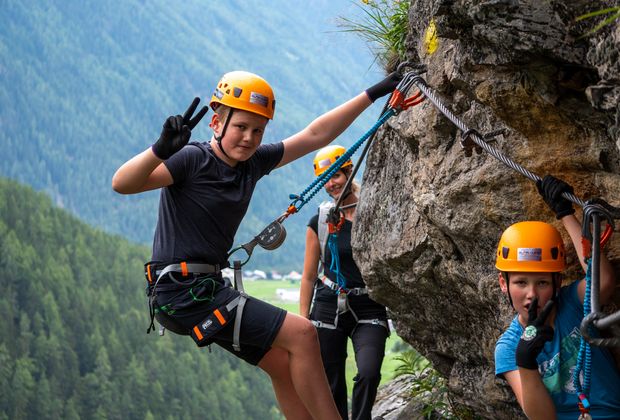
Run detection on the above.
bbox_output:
[144,260,249,351]
[306,201,389,333]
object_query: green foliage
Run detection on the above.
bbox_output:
[338,0,412,69]
[577,6,620,36]
[392,349,467,419]
[0,178,280,419]
[393,348,430,378]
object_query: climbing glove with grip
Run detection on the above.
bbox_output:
[365,71,403,103]
[536,175,576,220]
[516,297,555,370]
[152,97,208,160]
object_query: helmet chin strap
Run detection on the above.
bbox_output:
[340,188,353,202]
[503,272,515,309]
[341,170,355,202]
[215,108,234,159]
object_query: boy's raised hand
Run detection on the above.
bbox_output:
[365,71,403,102]
[516,297,555,369]
[152,97,209,160]
[536,175,575,220]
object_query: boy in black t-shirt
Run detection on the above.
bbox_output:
[112,70,400,419]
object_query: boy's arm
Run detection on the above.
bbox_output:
[112,97,208,194]
[504,369,557,420]
[561,214,616,305]
[538,175,617,305]
[506,299,557,418]
[112,148,173,194]
[277,73,402,168]
[300,227,320,318]
[279,93,371,168]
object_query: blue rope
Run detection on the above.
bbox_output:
[289,108,397,212]
[573,257,593,409]
[327,232,347,290]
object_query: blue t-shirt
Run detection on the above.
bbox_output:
[495,281,620,419]
[151,141,284,265]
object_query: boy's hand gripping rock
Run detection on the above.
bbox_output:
[536,175,576,220]
[152,97,208,160]
[516,297,555,369]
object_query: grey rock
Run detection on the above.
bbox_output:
[359,2,620,418]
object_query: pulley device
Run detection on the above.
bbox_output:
[227,211,291,266]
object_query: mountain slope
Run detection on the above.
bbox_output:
[0,178,279,419]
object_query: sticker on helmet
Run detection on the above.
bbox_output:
[250,92,268,107]
[213,88,224,100]
[318,158,332,169]
[517,248,542,262]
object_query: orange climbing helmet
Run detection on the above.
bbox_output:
[313,145,353,177]
[210,71,276,119]
[495,221,566,273]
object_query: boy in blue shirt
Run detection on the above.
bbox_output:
[495,175,620,419]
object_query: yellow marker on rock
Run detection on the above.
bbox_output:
[424,19,438,55]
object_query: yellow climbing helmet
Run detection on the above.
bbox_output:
[210,71,276,119]
[495,221,566,272]
[313,145,353,177]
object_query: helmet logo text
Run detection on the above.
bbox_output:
[517,248,542,262]
[249,92,268,107]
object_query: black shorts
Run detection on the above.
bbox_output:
[155,276,287,366]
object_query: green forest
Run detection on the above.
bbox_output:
[0,3,390,417]
[0,178,281,419]
[0,0,383,272]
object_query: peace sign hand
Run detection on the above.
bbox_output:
[152,98,209,160]
[516,297,555,369]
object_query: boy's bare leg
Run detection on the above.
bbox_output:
[259,347,313,420]
[270,313,340,419]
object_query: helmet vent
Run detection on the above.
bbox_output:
[502,247,509,259]
[233,87,243,98]
[551,247,559,259]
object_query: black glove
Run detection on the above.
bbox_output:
[365,71,403,102]
[516,297,555,369]
[152,97,208,160]
[536,175,575,219]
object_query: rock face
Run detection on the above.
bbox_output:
[354,1,620,418]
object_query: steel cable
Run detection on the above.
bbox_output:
[410,75,587,207]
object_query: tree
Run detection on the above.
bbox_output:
[9,358,36,420]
